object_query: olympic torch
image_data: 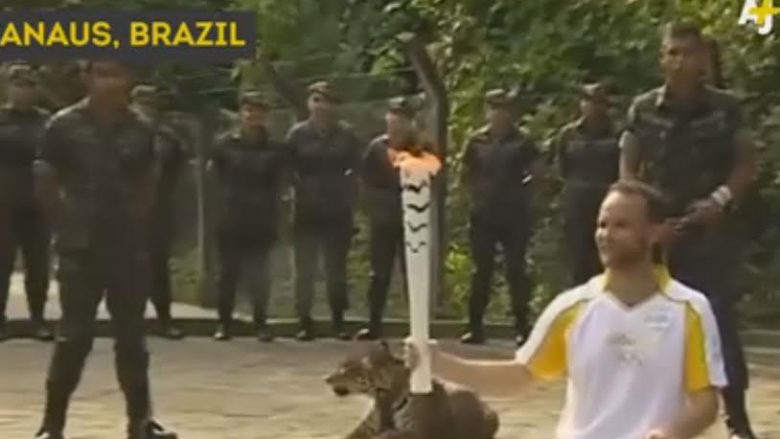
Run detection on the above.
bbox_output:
[394,150,441,394]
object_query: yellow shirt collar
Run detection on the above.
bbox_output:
[601,264,672,293]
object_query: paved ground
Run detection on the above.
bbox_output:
[0,338,778,439]
[3,275,779,438]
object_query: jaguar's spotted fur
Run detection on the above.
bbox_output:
[325,341,499,439]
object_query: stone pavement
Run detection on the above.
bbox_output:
[0,338,778,439]
[3,275,779,438]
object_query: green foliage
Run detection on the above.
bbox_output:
[371,0,780,318]
[9,0,780,323]
[232,0,413,105]
[214,0,780,322]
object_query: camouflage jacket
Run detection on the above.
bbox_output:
[285,119,361,220]
[461,125,540,219]
[37,98,157,253]
[552,118,619,189]
[0,105,49,209]
[622,85,743,216]
[209,129,286,240]
[361,134,433,227]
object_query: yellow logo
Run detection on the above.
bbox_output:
[740,0,780,35]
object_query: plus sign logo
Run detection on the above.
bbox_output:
[740,0,780,35]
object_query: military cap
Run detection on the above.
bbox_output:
[307,81,338,102]
[580,82,610,105]
[485,88,517,108]
[7,64,37,86]
[387,96,417,118]
[238,90,269,109]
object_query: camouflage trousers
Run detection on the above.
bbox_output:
[41,246,153,432]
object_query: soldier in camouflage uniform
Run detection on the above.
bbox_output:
[286,81,361,341]
[33,60,176,439]
[620,22,757,439]
[0,65,53,341]
[460,89,542,346]
[131,84,186,340]
[550,83,619,286]
[208,91,286,343]
[354,97,425,341]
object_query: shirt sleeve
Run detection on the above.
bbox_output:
[683,300,728,392]
[37,117,68,168]
[515,293,584,380]
[618,98,642,151]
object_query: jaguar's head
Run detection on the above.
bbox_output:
[325,341,407,398]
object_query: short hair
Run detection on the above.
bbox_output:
[660,21,705,45]
[82,59,134,75]
[606,180,669,223]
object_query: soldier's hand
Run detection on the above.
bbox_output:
[659,218,686,246]
[682,198,724,228]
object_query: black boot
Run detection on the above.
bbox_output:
[514,316,531,347]
[157,320,185,340]
[32,319,54,342]
[296,317,315,341]
[728,431,758,439]
[724,387,758,439]
[465,286,488,345]
[0,320,7,342]
[123,379,153,438]
[462,305,486,345]
[460,329,486,345]
[127,420,177,439]
[38,380,71,439]
[213,323,231,341]
[34,429,64,439]
[354,324,382,341]
[460,315,486,345]
[332,311,350,341]
[256,324,274,343]
[507,284,532,345]
[356,286,385,341]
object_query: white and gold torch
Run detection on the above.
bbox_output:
[393,150,441,394]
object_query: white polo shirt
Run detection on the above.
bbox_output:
[516,266,727,439]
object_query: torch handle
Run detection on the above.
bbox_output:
[408,275,432,394]
[400,165,434,395]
